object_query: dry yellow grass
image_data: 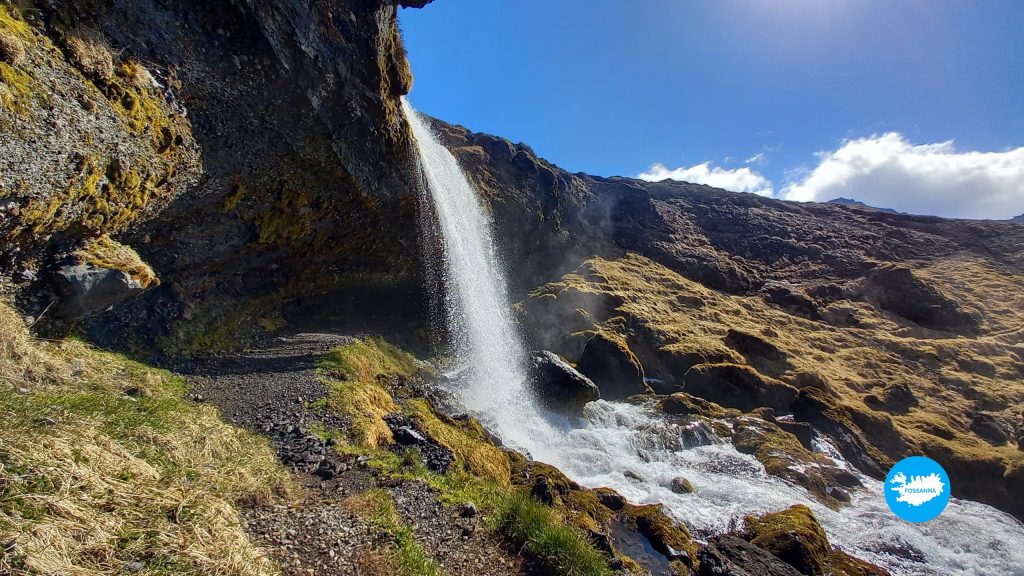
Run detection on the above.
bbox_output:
[74,235,159,288]
[319,338,417,448]
[0,302,291,575]
[65,29,114,82]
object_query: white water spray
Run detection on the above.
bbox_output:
[403,98,1024,576]
[403,99,557,450]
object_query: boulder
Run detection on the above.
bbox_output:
[683,363,797,412]
[576,333,649,400]
[52,264,147,322]
[669,476,694,494]
[742,505,830,576]
[528,350,600,413]
[697,535,803,576]
[660,392,733,419]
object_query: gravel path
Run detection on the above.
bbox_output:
[182,333,533,576]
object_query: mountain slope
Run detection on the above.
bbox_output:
[435,119,1024,520]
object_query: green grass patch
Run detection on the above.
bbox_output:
[350,489,445,576]
[495,493,611,576]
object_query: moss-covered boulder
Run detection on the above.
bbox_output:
[742,505,831,576]
[576,332,649,400]
[684,362,798,412]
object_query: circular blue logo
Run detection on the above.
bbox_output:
[884,456,950,522]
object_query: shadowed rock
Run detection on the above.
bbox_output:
[528,350,600,413]
[576,333,649,400]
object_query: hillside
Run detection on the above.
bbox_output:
[436,120,1024,519]
[1,0,1023,575]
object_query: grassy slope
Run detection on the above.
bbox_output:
[526,253,1024,501]
[317,338,612,576]
[0,303,291,575]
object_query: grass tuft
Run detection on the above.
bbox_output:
[74,234,159,288]
[495,493,611,576]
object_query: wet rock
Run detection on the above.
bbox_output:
[595,487,626,511]
[52,264,147,322]
[631,507,697,568]
[624,470,644,482]
[697,534,803,576]
[969,411,1011,446]
[683,363,798,412]
[863,381,918,414]
[669,476,694,494]
[528,350,600,413]
[530,476,560,507]
[576,333,649,400]
[459,502,477,518]
[742,505,830,576]
[724,329,791,368]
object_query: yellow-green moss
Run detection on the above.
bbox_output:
[405,399,511,486]
[0,60,32,114]
[743,504,831,576]
[74,234,158,288]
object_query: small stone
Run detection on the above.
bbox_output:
[123,561,144,573]
[458,502,477,518]
[624,470,644,482]
[669,476,695,494]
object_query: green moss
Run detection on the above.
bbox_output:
[743,504,831,576]
[0,60,32,115]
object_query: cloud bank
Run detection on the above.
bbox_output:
[641,133,1024,220]
[638,162,774,197]
[779,133,1024,220]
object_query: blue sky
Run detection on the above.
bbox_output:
[399,1,1024,219]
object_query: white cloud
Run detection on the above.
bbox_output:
[745,152,766,165]
[638,162,774,197]
[780,133,1024,220]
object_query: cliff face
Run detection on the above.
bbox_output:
[437,119,1024,520]
[1,0,429,353]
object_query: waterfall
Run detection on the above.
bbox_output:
[402,98,1024,576]
[403,99,552,450]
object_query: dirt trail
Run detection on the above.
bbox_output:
[182,334,530,576]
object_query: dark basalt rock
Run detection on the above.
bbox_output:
[527,350,601,413]
[52,264,146,322]
[576,333,649,400]
[697,535,802,576]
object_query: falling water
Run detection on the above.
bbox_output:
[403,98,1024,576]
[403,99,557,450]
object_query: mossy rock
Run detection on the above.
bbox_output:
[742,504,830,576]
[660,392,735,419]
[623,503,698,569]
[732,417,848,509]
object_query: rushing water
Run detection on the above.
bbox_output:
[403,98,1024,576]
